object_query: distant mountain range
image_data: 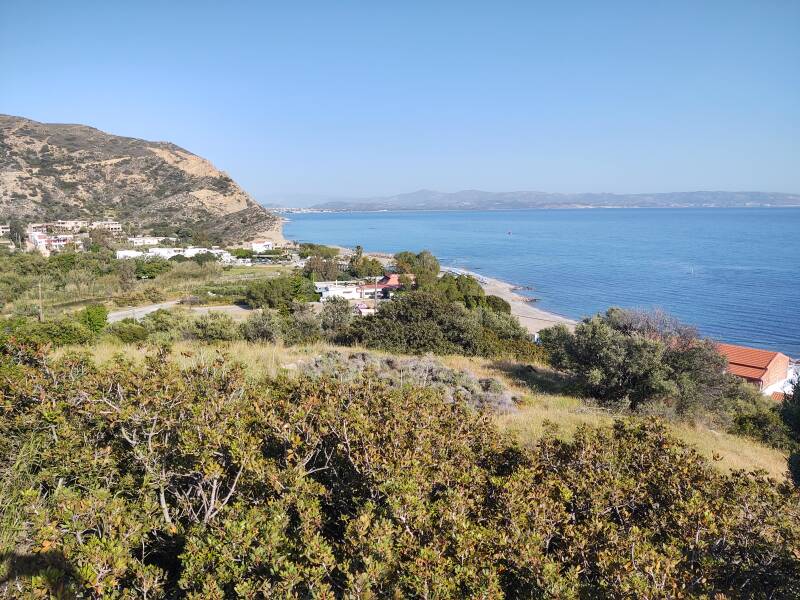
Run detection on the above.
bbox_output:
[312,189,800,211]
[0,115,281,242]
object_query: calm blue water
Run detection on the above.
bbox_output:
[284,209,800,357]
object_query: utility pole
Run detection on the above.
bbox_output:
[38,280,44,322]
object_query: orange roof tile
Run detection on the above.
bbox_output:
[771,392,786,402]
[716,343,781,369]
[726,363,767,381]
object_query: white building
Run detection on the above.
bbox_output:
[315,281,363,301]
[0,224,10,237]
[90,220,123,234]
[251,240,274,252]
[53,219,89,232]
[116,250,145,259]
[27,232,75,255]
[147,247,183,259]
[127,236,165,247]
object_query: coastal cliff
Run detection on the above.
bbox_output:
[0,115,282,243]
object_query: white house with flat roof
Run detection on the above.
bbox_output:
[251,240,274,252]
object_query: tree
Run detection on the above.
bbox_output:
[78,304,108,333]
[304,255,340,281]
[240,310,280,342]
[780,377,800,441]
[191,312,240,342]
[485,295,511,314]
[393,250,440,288]
[246,275,318,310]
[280,304,322,345]
[348,246,384,278]
[134,258,172,279]
[320,296,352,338]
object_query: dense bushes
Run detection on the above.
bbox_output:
[245,275,318,309]
[1,343,798,597]
[343,291,545,361]
[0,316,94,347]
[539,308,762,416]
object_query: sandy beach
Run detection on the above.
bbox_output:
[442,268,576,335]
[335,246,575,335]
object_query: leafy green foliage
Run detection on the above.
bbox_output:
[190,312,240,342]
[347,246,384,278]
[486,294,511,314]
[298,243,339,259]
[393,250,440,288]
[77,304,108,333]
[320,297,352,339]
[540,308,755,414]
[279,304,322,346]
[343,291,542,360]
[240,309,280,343]
[302,255,340,281]
[1,343,798,597]
[134,257,172,279]
[0,316,94,347]
[245,275,319,310]
[108,319,149,343]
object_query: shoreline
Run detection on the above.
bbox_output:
[321,243,576,335]
[441,267,576,335]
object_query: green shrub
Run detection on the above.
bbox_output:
[245,275,318,309]
[77,303,108,333]
[280,305,322,346]
[344,292,537,360]
[539,308,752,415]
[730,404,795,450]
[1,344,798,598]
[134,257,172,279]
[345,291,482,355]
[240,310,280,343]
[4,317,93,347]
[320,296,352,338]
[486,294,511,314]
[108,319,149,343]
[190,312,240,342]
[298,242,339,259]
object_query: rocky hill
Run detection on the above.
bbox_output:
[0,115,282,243]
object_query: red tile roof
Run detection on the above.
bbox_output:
[771,392,786,402]
[716,342,788,383]
[726,363,767,381]
[717,343,781,369]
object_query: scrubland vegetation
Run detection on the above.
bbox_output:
[2,245,799,597]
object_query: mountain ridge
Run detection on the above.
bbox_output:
[311,189,800,211]
[0,114,282,243]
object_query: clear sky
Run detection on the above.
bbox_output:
[1,1,798,203]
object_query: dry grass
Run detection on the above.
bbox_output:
[52,340,790,480]
[498,399,789,480]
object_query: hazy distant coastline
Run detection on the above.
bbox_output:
[293,189,800,212]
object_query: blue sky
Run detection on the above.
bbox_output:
[1,1,798,203]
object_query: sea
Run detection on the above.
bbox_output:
[284,208,800,357]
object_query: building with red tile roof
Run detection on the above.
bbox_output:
[716,342,791,391]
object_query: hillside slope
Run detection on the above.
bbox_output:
[0,114,282,242]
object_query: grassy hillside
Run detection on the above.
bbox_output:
[56,339,792,480]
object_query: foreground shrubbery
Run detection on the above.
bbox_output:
[1,342,799,598]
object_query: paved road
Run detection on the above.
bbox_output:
[108,302,252,322]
